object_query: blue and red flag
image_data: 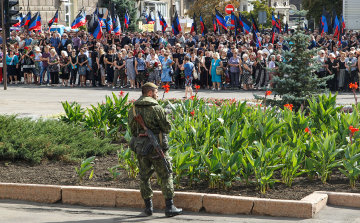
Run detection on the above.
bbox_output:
[231,12,239,36]
[341,15,346,34]
[251,14,259,33]
[321,9,329,36]
[22,12,31,27]
[277,12,282,33]
[213,15,217,33]
[239,13,251,34]
[190,13,197,34]
[271,26,276,44]
[113,15,121,35]
[147,11,155,24]
[333,14,340,38]
[172,11,181,35]
[215,9,227,31]
[252,28,262,48]
[28,12,42,31]
[158,11,168,33]
[71,10,86,29]
[272,12,281,33]
[199,15,207,36]
[106,14,113,34]
[124,10,130,29]
[13,13,23,27]
[48,10,59,28]
[89,14,103,39]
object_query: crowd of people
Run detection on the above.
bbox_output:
[0,28,360,97]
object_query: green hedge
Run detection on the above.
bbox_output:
[0,115,118,164]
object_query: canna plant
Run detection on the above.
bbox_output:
[339,143,360,188]
[61,101,85,124]
[75,156,95,183]
[306,133,344,184]
[281,144,306,187]
[245,141,284,194]
[117,148,139,179]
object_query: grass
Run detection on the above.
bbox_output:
[0,115,118,164]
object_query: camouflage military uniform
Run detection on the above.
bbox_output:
[128,96,174,200]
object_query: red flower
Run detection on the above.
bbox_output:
[162,84,170,89]
[349,126,359,133]
[24,47,29,51]
[284,104,293,111]
[349,82,359,90]
[119,91,125,97]
[265,91,272,96]
[195,85,200,90]
[190,110,195,116]
[305,127,311,133]
[190,96,195,100]
[154,62,159,67]
[164,87,170,93]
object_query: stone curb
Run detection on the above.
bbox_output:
[0,183,353,219]
[315,191,360,208]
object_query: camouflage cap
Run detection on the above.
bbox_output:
[142,82,158,89]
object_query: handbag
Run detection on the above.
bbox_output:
[193,70,199,80]
[216,67,224,76]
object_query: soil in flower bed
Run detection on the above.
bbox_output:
[1,154,360,200]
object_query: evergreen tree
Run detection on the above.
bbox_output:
[106,0,139,32]
[260,11,331,109]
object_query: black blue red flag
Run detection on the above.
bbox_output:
[190,13,197,34]
[199,15,207,36]
[71,10,86,29]
[215,9,227,31]
[48,10,59,28]
[28,12,42,31]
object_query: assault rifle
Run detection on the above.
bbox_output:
[133,114,172,174]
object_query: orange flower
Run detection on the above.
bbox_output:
[305,127,310,133]
[349,82,359,90]
[284,104,293,111]
[190,96,195,100]
[349,126,359,133]
[265,91,272,96]
[119,91,125,97]
[195,84,200,90]
[162,84,170,89]
[164,87,170,93]
[190,110,195,116]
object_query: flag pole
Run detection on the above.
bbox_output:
[1,0,8,90]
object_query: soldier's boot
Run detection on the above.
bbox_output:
[144,199,153,216]
[165,199,182,217]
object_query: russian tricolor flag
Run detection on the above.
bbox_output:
[28,12,42,31]
[158,11,168,33]
[13,13,23,27]
[71,10,86,29]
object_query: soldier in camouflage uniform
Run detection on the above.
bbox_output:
[128,82,182,217]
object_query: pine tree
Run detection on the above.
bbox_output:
[260,11,331,109]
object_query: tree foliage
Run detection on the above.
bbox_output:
[242,0,275,29]
[104,0,139,32]
[263,17,331,109]
[186,0,240,33]
[302,0,342,24]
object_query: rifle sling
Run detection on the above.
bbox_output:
[132,105,163,146]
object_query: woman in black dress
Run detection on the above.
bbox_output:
[69,49,78,87]
[59,51,70,86]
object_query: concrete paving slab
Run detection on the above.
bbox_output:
[0,200,360,223]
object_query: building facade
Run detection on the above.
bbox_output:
[19,0,97,28]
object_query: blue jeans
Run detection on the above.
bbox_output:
[40,66,50,84]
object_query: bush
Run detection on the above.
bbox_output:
[0,115,117,164]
